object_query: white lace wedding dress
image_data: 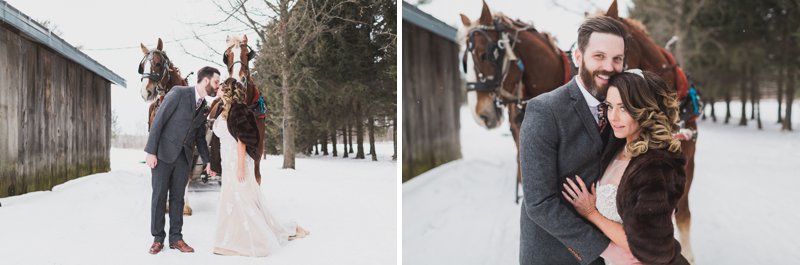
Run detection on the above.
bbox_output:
[596,158,628,265]
[212,118,297,257]
[596,158,628,225]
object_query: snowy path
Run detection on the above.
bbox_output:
[403,101,800,265]
[0,144,397,265]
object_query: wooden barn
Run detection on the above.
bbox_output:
[402,2,462,182]
[0,2,126,198]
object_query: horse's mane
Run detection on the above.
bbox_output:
[156,50,185,86]
[457,12,522,43]
[170,66,187,86]
[226,35,244,47]
[539,32,561,56]
[497,13,560,55]
[458,12,560,55]
[623,18,650,36]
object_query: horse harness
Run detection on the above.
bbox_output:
[461,18,573,113]
[462,19,548,111]
[221,44,266,121]
[140,50,195,129]
[222,43,256,81]
[138,50,174,95]
[242,79,267,121]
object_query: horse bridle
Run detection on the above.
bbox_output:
[463,23,507,91]
[222,45,265,117]
[462,19,531,107]
[222,43,256,85]
[138,50,173,95]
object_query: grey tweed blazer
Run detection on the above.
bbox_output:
[519,78,613,265]
[144,86,210,166]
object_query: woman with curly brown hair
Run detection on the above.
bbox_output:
[212,78,309,257]
[562,70,689,265]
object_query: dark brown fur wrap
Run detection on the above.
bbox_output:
[615,148,689,265]
[227,102,260,161]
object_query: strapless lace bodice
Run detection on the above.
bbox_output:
[595,158,629,224]
[596,184,622,223]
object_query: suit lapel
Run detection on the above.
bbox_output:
[193,99,203,117]
[568,80,602,151]
[186,86,196,114]
[186,86,207,128]
[192,100,207,128]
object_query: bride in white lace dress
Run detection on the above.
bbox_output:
[562,71,689,265]
[593,152,628,265]
[212,78,309,257]
[595,154,627,225]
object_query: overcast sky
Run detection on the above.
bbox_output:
[6,0,633,135]
[7,0,258,135]
[414,0,631,50]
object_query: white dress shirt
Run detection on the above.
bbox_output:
[194,86,203,109]
[575,75,601,123]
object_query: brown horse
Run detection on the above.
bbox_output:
[211,34,266,185]
[138,38,189,129]
[598,1,698,262]
[138,38,195,215]
[460,2,573,204]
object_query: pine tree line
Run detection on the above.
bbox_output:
[217,0,397,167]
[630,0,798,130]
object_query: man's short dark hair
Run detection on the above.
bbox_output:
[577,16,628,54]
[197,66,220,83]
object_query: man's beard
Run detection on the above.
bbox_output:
[204,84,217,97]
[579,60,615,101]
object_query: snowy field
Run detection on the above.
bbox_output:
[0,143,397,265]
[403,100,800,265]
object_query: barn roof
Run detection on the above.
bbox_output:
[0,1,126,87]
[402,1,457,43]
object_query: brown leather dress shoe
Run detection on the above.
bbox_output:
[169,240,195,253]
[149,242,164,255]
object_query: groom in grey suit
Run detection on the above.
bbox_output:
[144,66,220,254]
[519,17,638,265]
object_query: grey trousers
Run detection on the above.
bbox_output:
[150,152,191,243]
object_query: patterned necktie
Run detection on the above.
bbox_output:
[597,102,607,132]
[196,98,204,110]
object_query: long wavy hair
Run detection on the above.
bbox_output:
[608,71,681,157]
[220,77,245,120]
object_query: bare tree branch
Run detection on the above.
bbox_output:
[189,30,226,57]
[549,0,591,16]
[261,0,281,13]
[684,0,709,26]
[326,14,370,25]
[206,0,245,27]
[178,41,227,68]
[237,0,269,44]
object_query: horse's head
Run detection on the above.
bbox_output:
[598,0,678,91]
[459,1,512,129]
[223,34,256,85]
[138,38,172,102]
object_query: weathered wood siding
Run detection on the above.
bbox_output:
[402,21,462,182]
[0,23,111,197]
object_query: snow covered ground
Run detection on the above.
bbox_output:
[0,143,397,265]
[403,100,800,265]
